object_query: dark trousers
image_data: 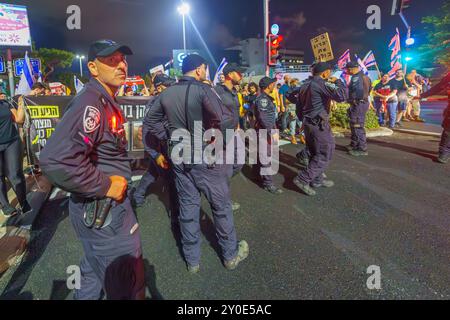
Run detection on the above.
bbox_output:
[439,129,450,158]
[0,138,27,209]
[172,163,238,266]
[348,102,369,151]
[253,133,275,188]
[69,195,145,300]
[297,119,335,185]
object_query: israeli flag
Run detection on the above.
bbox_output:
[74,75,85,94]
[354,54,369,75]
[16,51,36,95]
[213,58,228,85]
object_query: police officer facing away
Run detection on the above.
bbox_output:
[40,40,145,300]
[133,74,175,208]
[437,94,450,164]
[345,61,372,156]
[254,77,283,195]
[292,62,348,197]
[146,54,249,273]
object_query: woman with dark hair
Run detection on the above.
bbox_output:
[0,93,31,217]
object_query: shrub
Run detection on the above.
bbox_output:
[330,103,380,130]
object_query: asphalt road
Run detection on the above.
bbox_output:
[421,100,446,125]
[0,131,449,300]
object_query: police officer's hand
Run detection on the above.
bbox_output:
[156,154,170,170]
[106,176,128,202]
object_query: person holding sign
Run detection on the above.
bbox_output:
[0,92,32,217]
[292,62,347,197]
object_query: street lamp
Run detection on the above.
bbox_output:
[177,2,190,52]
[76,55,85,77]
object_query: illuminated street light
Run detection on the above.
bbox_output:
[76,55,85,77]
[177,3,190,52]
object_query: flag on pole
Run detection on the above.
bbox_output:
[213,58,228,85]
[362,50,377,68]
[74,75,85,94]
[387,28,402,80]
[355,54,369,75]
[16,51,36,96]
[337,49,351,70]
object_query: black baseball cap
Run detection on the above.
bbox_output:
[259,77,277,89]
[182,54,207,74]
[345,61,359,69]
[153,74,175,87]
[88,39,133,62]
[312,62,332,74]
[222,64,245,76]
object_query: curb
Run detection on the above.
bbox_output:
[333,127,394,138]
[392,128,442,138]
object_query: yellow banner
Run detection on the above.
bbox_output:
[28,106,60,119]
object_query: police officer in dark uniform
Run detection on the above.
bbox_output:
[254,77,283,195]
[146,54,248,273]
[133,74,175,208]
[437,92,450,164]
[292,62,348,196]
[39,40,145,300]
[345,61,372,156]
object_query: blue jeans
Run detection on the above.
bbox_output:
[387,101,398,128]
[289,117,302,136]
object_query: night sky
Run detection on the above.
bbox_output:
[0,0,445,74]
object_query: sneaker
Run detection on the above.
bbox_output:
[311,179,335,188]
[224,240,249,270]
[403,118,411,122]
[395,122,402,128]
[1,205,18,218]
[290,135,298,145]
[293,177,317,196]
[264,185,283,195]
[187,264,200,274]
[348,150,369,157]
[345,144,356,152]
[299,135,306,145]
[437,155,449,164]
[231,201,241,211]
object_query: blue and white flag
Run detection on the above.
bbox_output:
[213,58,228,85]
[355,54,369,75]
[363,51,377,69]
[74,75,85,94]
[16,51,36,95]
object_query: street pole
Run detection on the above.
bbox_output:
[182,14,187,53]
[79,57,83,78]
[7,49,14,97]
[263,0,269,76]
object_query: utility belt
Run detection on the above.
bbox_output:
[72,192,126,230]
[305,114,328,131]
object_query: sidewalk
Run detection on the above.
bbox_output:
[0,174,52,274]
[393,121,443,137]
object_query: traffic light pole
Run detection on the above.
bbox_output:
[263,0,270,76]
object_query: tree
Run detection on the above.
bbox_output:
[31,47,75,81]
[419,0,450,71]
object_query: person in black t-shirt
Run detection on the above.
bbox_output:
[388,70,411,126]
[0,92,31,217]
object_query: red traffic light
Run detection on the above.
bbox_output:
[268,34,283,66]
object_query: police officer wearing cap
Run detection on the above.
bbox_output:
[39,40,145,300]
[146,54,249,273]
[214,63,246,211]
[134,75,180,227]
[254,77,283,195]
[437,92,450,164]
[345,61,372,156]
[292,62,348,196]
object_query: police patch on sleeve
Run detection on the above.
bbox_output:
[83,106,101,133]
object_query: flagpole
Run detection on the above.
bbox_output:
[374,62,382,79]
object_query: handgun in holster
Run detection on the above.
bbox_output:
[83,198,114,229]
